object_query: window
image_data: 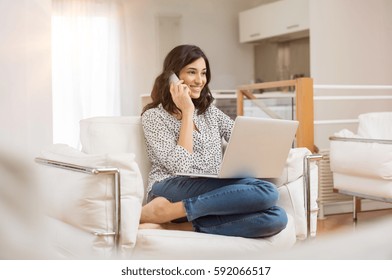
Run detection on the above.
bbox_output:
[52,0,122,148]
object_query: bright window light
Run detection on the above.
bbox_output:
[52,12,120,148]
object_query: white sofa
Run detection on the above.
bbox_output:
[330,112,392,221]
[36,116,319,259]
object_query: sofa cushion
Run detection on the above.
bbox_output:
[80,116,151,192]
[332,173,392,199]
[357,112,392,139]
[264,147,312,187]
[130,215,296,259]
[37,144,144,257]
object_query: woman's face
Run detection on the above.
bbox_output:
[178,57,207,99]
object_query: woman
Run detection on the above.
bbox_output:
[140,45,287,238]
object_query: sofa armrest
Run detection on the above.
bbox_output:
[272,148,321,239]
[303,153,323,238]
[35,157,122,251]
[330,136,392,145]
[35,144,144,258]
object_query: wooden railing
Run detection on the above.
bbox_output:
[236,78,315,153]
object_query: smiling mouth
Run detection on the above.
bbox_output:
[190,86,203,92]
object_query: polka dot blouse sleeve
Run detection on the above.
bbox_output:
[211,105,234,142]
[142,108,193,174]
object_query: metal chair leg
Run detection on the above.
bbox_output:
[353,196,361,226]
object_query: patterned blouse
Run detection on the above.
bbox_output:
[141,103,234,192]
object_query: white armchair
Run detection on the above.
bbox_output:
[329,112,392,222]
[36,116,319,259]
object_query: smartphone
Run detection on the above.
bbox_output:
[169,72,180,85]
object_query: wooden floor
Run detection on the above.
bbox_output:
[316,208,392,236]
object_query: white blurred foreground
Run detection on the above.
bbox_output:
[1,146,391,260]
[0,148,57,259]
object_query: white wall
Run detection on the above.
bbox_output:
[120,0,260,115]
[310,0,392,149]
[310,0,392,85]
[0,0,52,156]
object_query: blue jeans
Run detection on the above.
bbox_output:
[148,176,288,238]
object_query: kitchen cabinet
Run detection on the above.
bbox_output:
[239,0,309,43]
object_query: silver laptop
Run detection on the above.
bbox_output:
[177,116,299,179]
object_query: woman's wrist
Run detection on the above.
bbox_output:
[181,108,194,119]
[178,110,194,153]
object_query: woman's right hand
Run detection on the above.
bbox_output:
[170,81,195,115]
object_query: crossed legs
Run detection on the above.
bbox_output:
[139,177,287,237]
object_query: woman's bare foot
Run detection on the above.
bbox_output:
[163,222,194,231]
[140,197,187,224]
[139,222,194,231]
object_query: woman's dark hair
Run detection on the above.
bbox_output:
[141,45,214,115]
